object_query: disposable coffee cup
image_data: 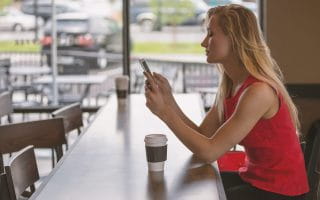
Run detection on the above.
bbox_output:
[115,75,129,104]
[144,134,168,172]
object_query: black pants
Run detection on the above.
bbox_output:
[221,172,306,200]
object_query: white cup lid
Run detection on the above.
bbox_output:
[144,134,168,146]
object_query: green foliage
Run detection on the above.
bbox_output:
[0,41,203,54]
[0,0,12,10]
[133,42,203,54]
[150,0,195,26]
[0,41,40,52]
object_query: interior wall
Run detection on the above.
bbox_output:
[264,0,320,135]
[264,0,320,84]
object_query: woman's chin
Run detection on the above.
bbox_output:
[206,57,219,64]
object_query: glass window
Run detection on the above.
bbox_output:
[90,18,109,34]
[129,0,259,109]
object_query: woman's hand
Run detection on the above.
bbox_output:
[144,72,171,121]
[153,72,176,103]
[145,72,176,108]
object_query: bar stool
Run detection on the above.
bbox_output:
[5,146,39,200]
[305,120,320,200]
[0,118,66,170]
[0,173,11,200]
[52,103,84,150]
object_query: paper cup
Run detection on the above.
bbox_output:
[144,134,168,172]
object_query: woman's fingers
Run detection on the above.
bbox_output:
[144,72,159,92]
[143,71,153,81]
[153,73,164,83]
[154,72,168,83]
[145,80,152,89]
[145,86,155,100]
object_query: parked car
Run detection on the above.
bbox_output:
[130,0,209,32]
[41,12,123,69]
[0,7,44,31]
[21,0,82,22]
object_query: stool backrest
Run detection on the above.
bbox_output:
[5,146,39,200]
[305,121,320,200]
[52,102,83,134]
[0,118,66,173]
[0,173,11,200]
[315,158,320,200]
[0,59,11,91]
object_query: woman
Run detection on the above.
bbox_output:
[144,4,309,200]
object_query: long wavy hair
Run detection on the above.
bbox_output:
[206,4,300,132]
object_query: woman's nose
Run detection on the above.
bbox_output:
[201,37,208,48]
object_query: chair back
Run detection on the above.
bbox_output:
[5,146,39,200]
[305,120,320,200]
[52,103,83,134]
[315,158,320,200]
[0,173,11,200]
[0,118,66,172]
[0,59,11,91]
[0,91,13,124]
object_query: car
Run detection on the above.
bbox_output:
[21,0,82,22]
[130,0,209,32]
[41,12,123,69]
[0,7,44,31]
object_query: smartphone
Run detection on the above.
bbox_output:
[139,59,151,73]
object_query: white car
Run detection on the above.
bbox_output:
[0,7,44,32]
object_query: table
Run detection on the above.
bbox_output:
[34,74,108,104]
[30,94,226,200]
[9,66,51,77]
[34,74,107,85]
[0,66,51,92]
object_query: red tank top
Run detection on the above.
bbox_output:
[224,75,309,196]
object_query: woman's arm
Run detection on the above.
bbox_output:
[162,83,276,163]
[170,98,221,138]
[145,73,277,163]
[152,72,221,138]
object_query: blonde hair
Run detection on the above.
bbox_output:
[207,4,300,132]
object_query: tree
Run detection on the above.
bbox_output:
[0,0,13,10]
[150,0,195,44]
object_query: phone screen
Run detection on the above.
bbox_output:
[139,59,151,73]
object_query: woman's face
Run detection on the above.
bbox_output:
[201,15,231,63]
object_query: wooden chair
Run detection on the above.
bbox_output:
[52,103,83,150]
[0,173,11,200]
[0,91,13,124]
[5,145,39,200]
[0,58,44,108]
[0,59,11,93]
[0,118,66,171]
[305,120,320,200]
[315,157,320,200]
